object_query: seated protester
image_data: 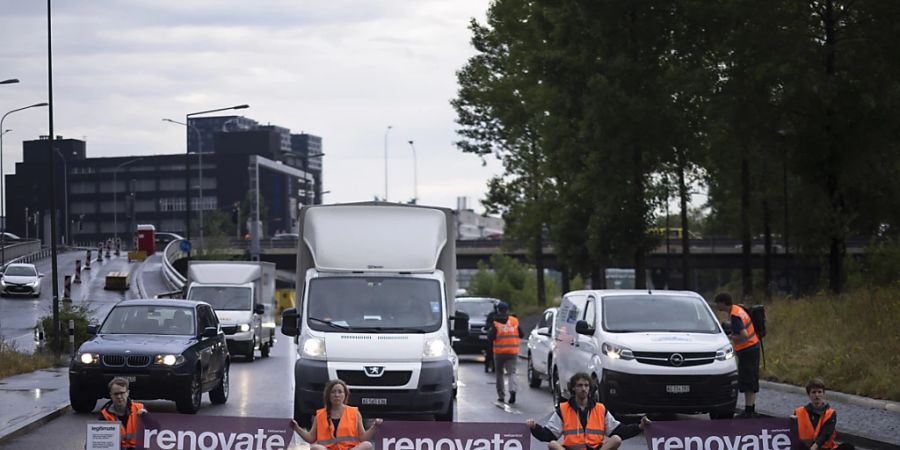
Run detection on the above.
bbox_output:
[526,372,650,450]
[794,378,855,450]
[98,377,148,450]
[292,379,383,450]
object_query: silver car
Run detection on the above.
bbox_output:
[1,263,43,297]
[526,306,557,389]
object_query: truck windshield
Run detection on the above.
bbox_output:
[602,295,720,333]
[307,277,442,333]
[188,286,252,311]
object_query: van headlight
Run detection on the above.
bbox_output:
[78,352,99,365]
[423,337,448,360]
[239,323,251,332]
[301,336,326,359]
[716,344,735,361]
[602,342,634,360]
[154,354,185,366]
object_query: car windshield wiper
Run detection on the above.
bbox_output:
[308,317,351,330]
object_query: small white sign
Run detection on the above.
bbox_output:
[86,421,121,450]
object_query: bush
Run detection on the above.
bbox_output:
[466,254,559,315]
[0,337,55,378]
[38,303,95,356]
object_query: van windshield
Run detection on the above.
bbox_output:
[602,295,719,333]
[188,286,251,311]
[306,277,442,333]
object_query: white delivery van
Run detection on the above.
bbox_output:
[186,261,277,361]
[554,289,738,419]
[280,203,469,428]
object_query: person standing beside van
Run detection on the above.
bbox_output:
[487,301,523,404]
[714,292,761,418]
[526,372,650,450]
[794,378,854,450]
[291,379,383,450]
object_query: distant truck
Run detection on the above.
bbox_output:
[186,261,277,361]
[281,203,469,428]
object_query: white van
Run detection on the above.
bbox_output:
[553,289,738,419]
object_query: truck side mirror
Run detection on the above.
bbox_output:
[452,311,469,339]
[575,320,595,336]
[537,327,551,337]
[254,303,265,315]
[202,327,218,338]
[281,308,300,337]
[86,325,97,336]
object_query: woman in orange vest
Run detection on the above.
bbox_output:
[715,292,761,418]
[794,378,854,450]
[292,379,383,450]
[98,377,147,450]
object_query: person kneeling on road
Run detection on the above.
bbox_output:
[526,372,650,450]
[793,378,854,450]
[292,379,383,450]
[98,377,147,450]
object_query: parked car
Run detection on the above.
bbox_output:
[452,297,502,355]
[0,263,43,297]
[526,307,557,388]
[69,299,230,414]
[553,290,738,419]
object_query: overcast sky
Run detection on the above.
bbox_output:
[0,0,502,213]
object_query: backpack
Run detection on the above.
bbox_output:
[739,304,767,339]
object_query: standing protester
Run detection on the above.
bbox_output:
[291,379,383,450]
[98,377,148,450]
[487,301,523,404]
[526,372,650,450]
[714,292,761,418]
[794,378,855,450]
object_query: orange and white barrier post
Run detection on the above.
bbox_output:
[97,242,104,262]
[63,275,72,303]
[84,249,92,270]
[74,260,82,284]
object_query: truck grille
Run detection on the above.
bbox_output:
[337,370,412,386]
[632,351,717,367]
[221,325,238,335]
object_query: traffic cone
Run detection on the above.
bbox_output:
[74,260,82,284]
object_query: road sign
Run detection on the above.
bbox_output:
[180,240,192,253]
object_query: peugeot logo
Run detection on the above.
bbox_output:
[364,366,385,377]
[669,353,684,367]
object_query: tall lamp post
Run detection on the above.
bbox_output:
[407,140,418,204]
[384,125,392,201]
[52,147,69,244]
[113,157,144,246]
[181,104,248,253]
[1,102,48,265]
[0,79,19,85]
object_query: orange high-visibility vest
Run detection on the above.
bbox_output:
[100,401,144,449]
[315,406,361,450]
[493,316,521,355]
[731,305,760,351]
[795,406,837,449]
[559,402,606,450]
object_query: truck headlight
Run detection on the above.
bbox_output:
[423,337,448,360]
[154,354,185,366]
[301,336,326,358]
[716,344,735,361]
[239,323,251,332]
[78,352,99,365]
[602,342,634,360]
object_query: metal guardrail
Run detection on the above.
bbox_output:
[0,240,44,267]
[162,239,187,291]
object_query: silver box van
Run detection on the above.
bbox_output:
[554,290,738,419]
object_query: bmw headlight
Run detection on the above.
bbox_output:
[78,352,99,365]
[154,354,185,366]
[301,336,326,359]
[239,323,251,332]
[602,342,634,360]
[423,337,449,360]
[716,344,735,361]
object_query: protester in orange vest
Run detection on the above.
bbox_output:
[486,301,524,404]
[98,377,147,450]
[715,292,761,418]
[793,378,854,450]
[291,379,383,450]
[526,372,650,450]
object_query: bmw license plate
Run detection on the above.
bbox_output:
[117,376,137,384]
[666,385,690,394]
[361,398,387,405]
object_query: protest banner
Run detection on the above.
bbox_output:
[374,421,530,450]
[644,417,796,450]
[139,413,293,450]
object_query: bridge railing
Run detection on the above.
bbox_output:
[162,239,187,291]
[1,240,45,267]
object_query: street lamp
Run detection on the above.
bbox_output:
[113,157,144,246]
[163,118,205,249]
[1,102,48,265]
[52,147,69,244]
[407,140,418,204]
[182,104,249,253]
[0,79,20,85]
[384,125,392,201]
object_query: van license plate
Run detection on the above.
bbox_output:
[666,385,690,394]
[361,398,387,405]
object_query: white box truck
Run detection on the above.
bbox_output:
[280,203,469,428]
[186,261,277,361]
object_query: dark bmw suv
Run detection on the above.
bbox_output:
[69,299,229,414]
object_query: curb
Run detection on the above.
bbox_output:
[761,380,900,413]
[0,402,71,445]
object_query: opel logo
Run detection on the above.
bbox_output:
[364,366,385,377]
[669,353,684,367]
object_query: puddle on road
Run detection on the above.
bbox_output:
[0,387,58,400]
